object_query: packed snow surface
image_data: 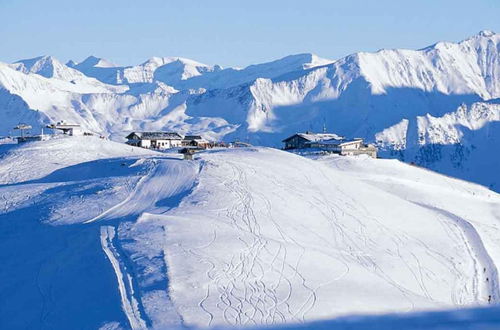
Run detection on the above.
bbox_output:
[1,137,500,329]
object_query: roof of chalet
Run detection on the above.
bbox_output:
[183,135,206,141]
[282,132,345,143]
[126,132,182,140]
[305,138,363,146]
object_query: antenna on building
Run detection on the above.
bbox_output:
[322,118,327,133]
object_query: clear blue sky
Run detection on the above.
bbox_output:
[1,0,498,67]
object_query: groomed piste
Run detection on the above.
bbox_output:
[1,136,500,329]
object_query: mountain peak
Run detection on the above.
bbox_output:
[16,55,56,66]
[478,30,496,37]
[12,55,95,83]
[78,56,117,68]
[13,55,60,77]
[66,60,78,67]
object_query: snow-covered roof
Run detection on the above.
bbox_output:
[298,133,344,142]
[309,138,363,146]
[283,132,344,142]
[127,132,182,140]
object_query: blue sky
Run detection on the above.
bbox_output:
[0,0,498,67]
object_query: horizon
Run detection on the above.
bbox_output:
[6,29,498,69]
[1,0,499,67]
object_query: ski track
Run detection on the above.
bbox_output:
[85,158,156,223]
[330,155,500,306]
[415,203,500,304]
[182,158,317,325]
[190,156,436,325]
[100,226,148,330]
[94,156,197,328]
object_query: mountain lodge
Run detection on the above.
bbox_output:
[182,135,209,148]
[126,132,183,149]
[282,131,377,158]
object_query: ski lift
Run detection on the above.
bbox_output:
[13,123,32,138]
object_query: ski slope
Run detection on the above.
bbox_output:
[1,137,500,329]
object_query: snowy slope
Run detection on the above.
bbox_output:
[0,31,499,191]
[376,100,500,190]
[2,137,500,329]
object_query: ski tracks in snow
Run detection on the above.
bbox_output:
[85,150,500,327]
[184,159,319,326]
[95,156,199,328]
[416,203,500,305]
[100,226,148,330]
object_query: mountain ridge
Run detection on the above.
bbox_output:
[0,30,499,190]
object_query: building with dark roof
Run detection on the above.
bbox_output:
[182,135,209,148]
[126,132,183,149]
[282,131,377,158]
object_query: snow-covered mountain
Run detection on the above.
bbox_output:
[0,31,499,189]
[1,137,500,329]
[68,55,223,86]
[376,100,500,190]
[11,55,125,89]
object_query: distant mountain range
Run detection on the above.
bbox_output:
[0,30,499,189]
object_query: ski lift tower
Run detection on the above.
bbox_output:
[13,123,32,138]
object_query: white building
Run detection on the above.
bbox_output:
[126,132,183,149]
[181,135,210,148]
[46,121,82,136]
[282,131,377,158]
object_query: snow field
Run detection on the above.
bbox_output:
[1,138,500,328]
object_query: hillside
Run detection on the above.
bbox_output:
[376,100,500,190]
[0,31,499,189]
[1,137,500,329]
